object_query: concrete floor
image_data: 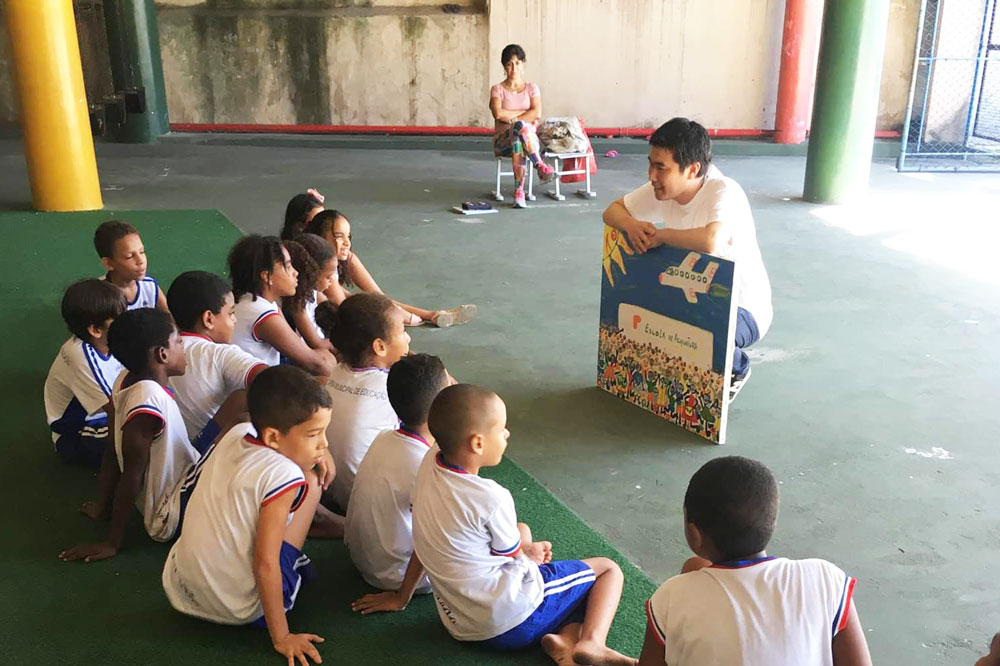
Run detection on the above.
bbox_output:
[4,136,999,664]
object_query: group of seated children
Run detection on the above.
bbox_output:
[44,215,880,666]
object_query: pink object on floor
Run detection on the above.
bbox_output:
[604,150,619,158]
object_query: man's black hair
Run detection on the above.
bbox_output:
[107,308,175,374]
[167,271,232,331]
[649,117,712,177]
[387,354,448,427]
[94,220,138,259]
[684,456,779,561]
[248,365,332,434]
[61,279,128,342]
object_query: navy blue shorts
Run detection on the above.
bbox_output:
[252,542,316,628]
[482,560,596,650]
[54,432,106,468]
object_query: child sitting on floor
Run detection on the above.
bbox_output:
[228,234,335,377]
[166,271,269,453]
[282,234,337,353]
[409,384,636,666]
[305,208,477,328]
[60,309,200,563]
[279,189,325,240]
[94,220,169,312]
[162,365,330,666]
[346,353,449,600]
[44,279,126,467]
[639,456,872,666]
[314,293,409,510]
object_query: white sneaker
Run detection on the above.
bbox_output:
[729,365,752,402]
[434,304,477,328]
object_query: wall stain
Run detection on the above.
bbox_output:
[192,12,217,121]
[284,15,331,124]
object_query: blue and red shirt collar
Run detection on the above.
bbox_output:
[397,426,431,448]
[435,451,470,474]
[710,555,776,569]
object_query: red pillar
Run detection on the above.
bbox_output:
[773,0,824,144]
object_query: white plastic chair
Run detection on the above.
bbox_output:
[492,157,535,202]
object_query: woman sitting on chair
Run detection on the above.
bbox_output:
[490,43,554,209]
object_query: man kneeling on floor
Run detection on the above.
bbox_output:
[602,117,773,400]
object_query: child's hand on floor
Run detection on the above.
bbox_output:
[352,591,409,615]
[58,541,117,563]
[273,632,324,666]
[524,539,553,565]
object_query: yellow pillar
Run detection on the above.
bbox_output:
[3,0,102,211]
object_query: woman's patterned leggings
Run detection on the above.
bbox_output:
[494,120,544,191]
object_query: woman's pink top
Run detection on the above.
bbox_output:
[491,81,540,131]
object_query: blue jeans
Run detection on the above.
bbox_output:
[732,307,760,379]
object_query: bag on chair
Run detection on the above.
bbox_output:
[560,118,597,184]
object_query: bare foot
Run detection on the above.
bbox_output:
[542,628,578,666]
[573,640,638,666]
[308,507,345,539]
[79,500,106,520]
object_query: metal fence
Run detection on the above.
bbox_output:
[898,0,1000,171]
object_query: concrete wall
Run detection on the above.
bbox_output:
[0,0,922,131]
[159,1,489,125]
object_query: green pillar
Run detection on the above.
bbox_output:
[803,0,891,203]
[104,0,169,142]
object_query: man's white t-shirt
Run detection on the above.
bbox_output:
[345,429,434,592]
[411,451,544,641]
[44,337,124,444]
[112,372,200,541]
[623,165,773,336]
[162,422,308,625]
[646,557,856,666]
[169,333,266,441]
[232,293,282,366]
[324,363,399,509]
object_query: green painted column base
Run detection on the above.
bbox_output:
[803,0,892,203]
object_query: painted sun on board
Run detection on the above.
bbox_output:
[602,225,634,286]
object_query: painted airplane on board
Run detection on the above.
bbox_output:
[658,252,719,304]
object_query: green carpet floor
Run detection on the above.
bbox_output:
[1,209,654,664]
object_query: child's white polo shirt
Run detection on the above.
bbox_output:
[411,451,544,641]
[645,556,856,666]
[112,371,200,541]
[324,363,399,509]
[345,428,434,592]
[44,337,123,443]
[169,332,266,441]
[162,422,308,625]
[232,293,282,366]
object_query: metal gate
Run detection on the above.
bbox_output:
[898,0,1000,171]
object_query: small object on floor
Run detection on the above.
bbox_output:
[729,365,752,402]
[513,187,528,208]
[605,150,619,158]
[462,201,493,211]
[434,304,477,328]
[450,205,497,215]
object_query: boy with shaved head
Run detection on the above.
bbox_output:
[408,384,636,666]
